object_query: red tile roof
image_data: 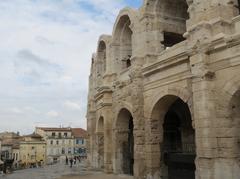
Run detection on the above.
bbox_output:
[71,128,87,138]
[36,127,71,132]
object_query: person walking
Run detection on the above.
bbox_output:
[74,156,77,165]
[65,156,68,165]
[69,158,73,168]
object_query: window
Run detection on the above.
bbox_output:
[161,32,186,49]
[50,140,53,145]
[68,148,72,154]
[58,133,62,138]
[62,148,65,154]
[64,133,68,137]
[56,140,59,145]
[32,146,35,150]
[126,58,131,68]
[52,132,55,137]
[76,139,84,145]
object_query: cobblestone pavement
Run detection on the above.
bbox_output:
[0,162,133,179]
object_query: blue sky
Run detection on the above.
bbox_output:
[0,0,143,134]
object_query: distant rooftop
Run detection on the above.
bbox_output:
[71,128,87,138]
[36,127,72,132]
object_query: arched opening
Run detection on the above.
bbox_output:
[115,108,134,175]
[114,15,133,71]
[238,0,240,14]
[232,0,240,15]
[230,89,240,121]
[150,95,195,179]
[155,0,189,48]
[97,117,104,169]
[229,89,240,156]
[97,41,107,75]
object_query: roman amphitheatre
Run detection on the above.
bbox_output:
[87,0,240,179]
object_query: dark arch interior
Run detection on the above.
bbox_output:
[162,98,196,179]
[238,0,240,14]
[115,15,132,70]
[156,0,189,48]
[97,41,107,75]
[230,90,240,119]
[116,109,134,175]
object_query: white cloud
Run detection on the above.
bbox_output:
[9,107,24,114]
[64,101,81,110]
[0,0,139,134]
[46,110,59,118]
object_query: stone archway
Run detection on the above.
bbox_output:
[97,41,107,75]
[96,116,104,169]
[112,14,133,71]
[144,0,190,49]
[224,89,240,178]
[148,95,196,179]
[114,108,134,175]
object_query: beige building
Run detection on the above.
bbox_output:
[12,144,20,169]
[19,134,46,167]
[0,132,21,161]
[87,0,240,179]
[35,127,75,164]
[72,128,87,158]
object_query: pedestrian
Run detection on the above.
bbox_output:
[69,158,73,168]
[65,156,68,165]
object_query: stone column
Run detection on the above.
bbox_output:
[103,107,114,173]
[144,118,163,179]
[191,53,217,179]
[130,57,145,179]
[86,110,97,169]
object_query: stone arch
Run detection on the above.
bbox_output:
[222,76,240,104]
[96,116,104,169]
[146,93,195,179]
[214,75,240,178]
[112,8,138,72]
[143,0,192,49]
[97,41,106,75]
[113,108,134,175]
[96,116,104,133]
[96,35,112,75]
[146,87,193,121]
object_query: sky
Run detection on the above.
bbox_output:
[0,0,142,135]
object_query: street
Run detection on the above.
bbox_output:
[1,162,133,179]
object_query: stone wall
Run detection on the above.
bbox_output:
[87,0,240,179]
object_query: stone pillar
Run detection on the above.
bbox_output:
[86,110,96,169]
[145,118,163,179]
[104,107,114,173]
[191,53,217,179]
[130,57,145,179]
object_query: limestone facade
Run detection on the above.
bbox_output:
[86,0,240,179]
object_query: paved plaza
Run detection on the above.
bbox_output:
[1,162,133,179]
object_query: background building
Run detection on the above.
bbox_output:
[0,132,22,161]
[36,127,75,164]
[35,127,87,164]
[71,128,87,158]
[12,144,20,169]
[19,133,46,168]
